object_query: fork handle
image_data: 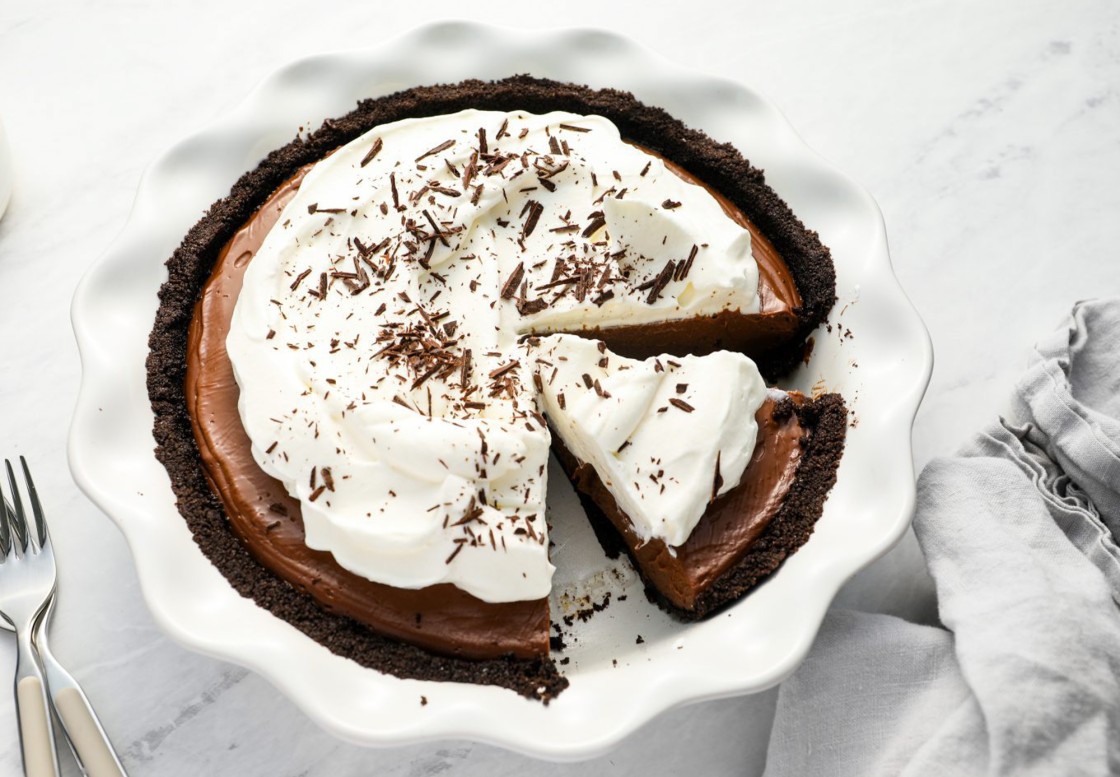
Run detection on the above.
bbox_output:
[14,633,60,777]
[34,632,128,777]
[16,678,56,777]
[53,686,127,777]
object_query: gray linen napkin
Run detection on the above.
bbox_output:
[763,298,1120,777]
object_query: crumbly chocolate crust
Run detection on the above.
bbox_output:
[148,76,836,700]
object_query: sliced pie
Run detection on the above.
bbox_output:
[149,77,845,701]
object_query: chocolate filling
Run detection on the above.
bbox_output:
[148,76,843,701]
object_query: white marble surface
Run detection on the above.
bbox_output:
[0,1,1117,774]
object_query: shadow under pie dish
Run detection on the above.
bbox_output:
[147,75,846,702]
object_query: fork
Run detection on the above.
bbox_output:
[1,458,128,777]
[1,458,62,777]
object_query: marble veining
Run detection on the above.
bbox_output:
[123,669,249,764]
[2,1,1118,774]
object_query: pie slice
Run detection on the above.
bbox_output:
[535,334,845,617]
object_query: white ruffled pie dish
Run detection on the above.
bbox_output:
[69,21,932,759]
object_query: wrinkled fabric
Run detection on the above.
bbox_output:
[764,299,1120,777]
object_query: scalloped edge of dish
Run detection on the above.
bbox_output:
[69,21,932,760]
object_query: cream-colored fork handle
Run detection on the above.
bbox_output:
[14,631,60,777]
[35,618,128,777]
[54,687,126,777]
[16,678,55,777]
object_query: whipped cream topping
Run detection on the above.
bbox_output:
[534,335,767,548]
[226,109,761,602]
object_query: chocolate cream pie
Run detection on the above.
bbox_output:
[148,77,846,701]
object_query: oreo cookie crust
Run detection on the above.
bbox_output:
[148,75,838,701]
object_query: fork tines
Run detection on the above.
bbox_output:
[1,457,46,556]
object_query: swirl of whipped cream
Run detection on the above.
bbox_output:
[227,109,761,603]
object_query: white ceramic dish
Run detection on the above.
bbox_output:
[69,22,932,760]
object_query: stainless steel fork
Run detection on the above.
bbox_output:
[1,458,127,777]
[1,458,62,777]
